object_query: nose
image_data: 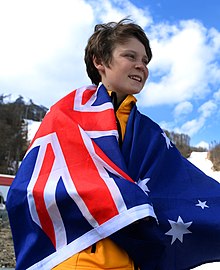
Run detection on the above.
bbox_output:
[135,61,146,72]
[135,61,149,78]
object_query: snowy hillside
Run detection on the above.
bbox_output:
[26,119,41,142]
[188,152,220,183]
[187,152,220,269]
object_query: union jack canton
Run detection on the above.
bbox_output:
[6,84,157,270]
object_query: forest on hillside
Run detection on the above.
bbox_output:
[209,143,220,171]
[0,94,48,174]
[0,94,219,174]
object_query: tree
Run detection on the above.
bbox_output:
[0,94,48,174]
[165,130,191,158]
[209,141,220,171]
[0,102,28,174]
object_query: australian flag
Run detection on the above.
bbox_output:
[6,84,220,269]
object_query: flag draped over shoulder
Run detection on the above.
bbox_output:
[6,84,220,270]
[6,84,157,270]
[121,104,220,269]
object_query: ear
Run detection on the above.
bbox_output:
[93,56,105,72]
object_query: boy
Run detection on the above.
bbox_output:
[53,19,154,270]
[7,19,220,270]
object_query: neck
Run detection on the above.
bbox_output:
[115,93,127,105]
[110,92,127,111]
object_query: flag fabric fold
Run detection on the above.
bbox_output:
[122,105,220,269]
[6,84,157,270]
[6,84,220,270]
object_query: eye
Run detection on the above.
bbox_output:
[143,59,149,67]
[125,53,136,60]
[143,60,148,67]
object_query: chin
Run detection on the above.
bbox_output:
[130,84,144,92]
[132,88,143,94]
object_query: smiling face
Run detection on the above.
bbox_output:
[93,37,149,103]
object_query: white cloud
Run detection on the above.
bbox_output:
[195,141,209,149]
[173,101,193,118]
[89,0,152,28]
[140,20,220,107]
[165,100,217,137]
[198,100,217,118]
[174,118,205,137]
[138,18,220,142]
[208,27,220,52]
[0,0,96,106]
[159,121,174,132]
[214,88,220,101]
[0,0,153,107]
[0,0,219,144]
[0,0,94,77]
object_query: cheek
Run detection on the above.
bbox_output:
[145,68,149,80]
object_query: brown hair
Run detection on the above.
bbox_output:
[84,18,152,85]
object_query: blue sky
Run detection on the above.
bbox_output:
[0,0,220,148]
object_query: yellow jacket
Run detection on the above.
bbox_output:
[53,94,137,270]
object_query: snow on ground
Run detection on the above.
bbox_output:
[188,152,220,183]
[187,152,220,269]
[194,263,220,270]
[26,119,41,142]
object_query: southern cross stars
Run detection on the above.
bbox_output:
[196,200,209,209]
[137,178,150,195]
[165,216,192,244]
[161,132,173,149]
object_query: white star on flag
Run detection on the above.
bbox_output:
[196,200,209,209]
[165,216,192,244]
[161,132,173,149]
[137,178,150,194]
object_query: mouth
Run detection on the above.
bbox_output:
[128,75,142,82]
